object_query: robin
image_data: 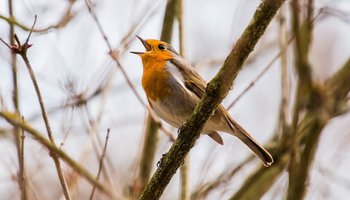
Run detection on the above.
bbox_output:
[131,36,273,167]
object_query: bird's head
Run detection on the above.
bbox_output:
[131,36,179,60]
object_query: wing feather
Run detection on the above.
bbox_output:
[170,56,231,125]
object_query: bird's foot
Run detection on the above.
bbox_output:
[157,153,168,168]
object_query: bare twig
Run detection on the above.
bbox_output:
[89,129,111,200]
[227,7,324,111]
[176,0,190,199]
[6,0,27,199]
[83,107,116,190]
[0,112,114,198]
[191,156,254,200]
[278,4,290,138]
[19,117,26,200]
[287,1,317,199]
[0,0,77,33]
[160,0,177,43]
[84,0,175,141]
[230,153,289,200]
[1,16,71,200]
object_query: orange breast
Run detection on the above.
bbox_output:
[142,60,171,101]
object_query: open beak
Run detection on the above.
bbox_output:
[130,35,152,55]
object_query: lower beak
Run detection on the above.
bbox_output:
[130,51,143,55]
[130,35,151,55]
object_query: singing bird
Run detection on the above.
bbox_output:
[131,36,273,167]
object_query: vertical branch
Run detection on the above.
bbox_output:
[160,0,177,43]
[7,1,27,199]
[177,0,185,57]
[19,117,27,200]
[179,157,190,200]
[8,18,71,200]
[287,1,323,200]
[278,4,289,139]
[20,47,72,200]
[8,1,19,111]
[176,0,190,199]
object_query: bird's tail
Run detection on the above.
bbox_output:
[228,117,273,167]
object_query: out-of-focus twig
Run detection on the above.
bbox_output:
[160,0,177,44]
[230,153,289,200]
[84,0,175,141]
[89,129,111,200]
[287,1,317,199]
[176,0,190,199]
[0,112,114,198]
[19,118,26,200]
[6,0,28,199]
[0,0,77,33]
[191,156,254,200]
[229,11,350,200]
[278,4,289,139]
[1,16,72,200]
[227,7,326,111]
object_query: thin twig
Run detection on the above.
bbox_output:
[19,117,26,200]
[0,37,12,49]
[278,4,290,139]
[192,156,254,200]
[83,107,116,190]
[287,1,315,199]
[0,112,114,198]
[176,0,190,199]
[89,129,111,200]
[227,7,324,111]
[0,0,77,33]
[7,0,27,198]
[1,16,71,200]
[84,0,175,141]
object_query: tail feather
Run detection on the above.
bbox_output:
[228,117,273,167]
[237,131,273,167]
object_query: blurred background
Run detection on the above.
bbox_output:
[1,0,350,199]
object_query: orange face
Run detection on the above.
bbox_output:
[131,36,176,61]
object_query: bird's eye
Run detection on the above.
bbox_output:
[158,44,166,50]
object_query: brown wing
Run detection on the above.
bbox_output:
[170,57,225,145]
[170,56,273,166]
[170,57,232,125]
[170,58,207,98]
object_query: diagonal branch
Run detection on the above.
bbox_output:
[139,1,285,199]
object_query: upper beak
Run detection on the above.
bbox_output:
[130,35,152,55]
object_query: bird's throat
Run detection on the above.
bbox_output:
[141,61,172,101]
